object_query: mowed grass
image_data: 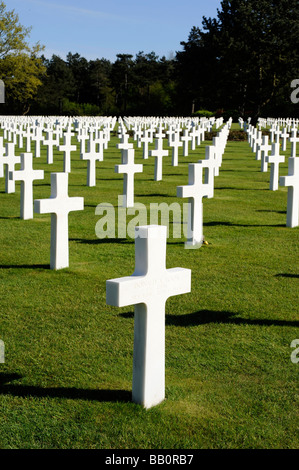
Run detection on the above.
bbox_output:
[0,122,298,449]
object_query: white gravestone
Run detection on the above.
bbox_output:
[177,162,213,247]
[115,148,143,208]
[81,135,101,187]
[290,128,299,158]
[0,137,5,177]
[10,153,44,219]
[116,133,133,163]
[32,125,43,158]
[106,225,191,409]
[201,145,216,198]
[181,129,192,157]
[266,143,285,191]
[94,130,106,162]
[169,131,182,166]
[58,131,77,173]
[140,130,152,160]
[4,143,21,194]
[281,128,289,152]
[34,173,84,270]
[149,137,169,181]
[258,135,272,173]
[279,157,299,227]
[255,131,263,160]
[43,130,57,164]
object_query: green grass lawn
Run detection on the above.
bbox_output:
[0,122,298,449]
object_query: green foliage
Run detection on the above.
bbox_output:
[176,0,299,117]
[61,98,100,116]
[192,109,214,118]
[0,1,46,113]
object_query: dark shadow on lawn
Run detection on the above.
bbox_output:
[204,221,285,228]
[0,373,131,403]
[215,187,268,191]
[165,310,299,328]
[120,309,298,327]
[0,264,49,269]
[135,193,175,198]
[275,273,299,279]
[0,216,19,220]
[70,237,133,245]
[256,210,286,214]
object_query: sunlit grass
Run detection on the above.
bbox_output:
[0,122,298,449]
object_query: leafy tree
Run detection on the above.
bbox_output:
[34,55,75,114]
[0,1,46,113]
[176,0,299,118]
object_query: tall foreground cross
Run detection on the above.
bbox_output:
[279,157,299,227]
[34,173,84,270]
[106,225,191,409]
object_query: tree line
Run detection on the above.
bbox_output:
[0,0,298,119]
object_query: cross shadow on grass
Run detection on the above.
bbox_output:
[0,373,131,403]
[69,237,133,245]
[165,310,299,327]
[120,309,298,327]
[275,273,299,279]
[0,264,49,269]
[204,221,285,228]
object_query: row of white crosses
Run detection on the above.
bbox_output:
[114,116,220,208]
[246,119,299,227]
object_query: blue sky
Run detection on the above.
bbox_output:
[7,0,222,62]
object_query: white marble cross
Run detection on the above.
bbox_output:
[279,157,299,227]
[281,128,290,152]
[290,128,299,158]
[169,131,182,166]
[134,125,143,148]
[115,148,143,207]
[116,133,133,163]
[94,130,106,162]
[255,131,263,160]
[189,126,197,151]
[140,130,152,159]
[31,125,43,158]
[149,137,169,181]
[81,135,100,187]
[34,172,84,270]
[266,143,285,191]
[23,125,33,152]
[177,162,213,247]
[106,225,191,409]
[9,152,44,219]
[200,145,216,198]
[58,131,77,173]
[4,143,21,193]
[43,130,57,164]
[258,135,272,172]
[0,136,5,178]
[181,129,192,157]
